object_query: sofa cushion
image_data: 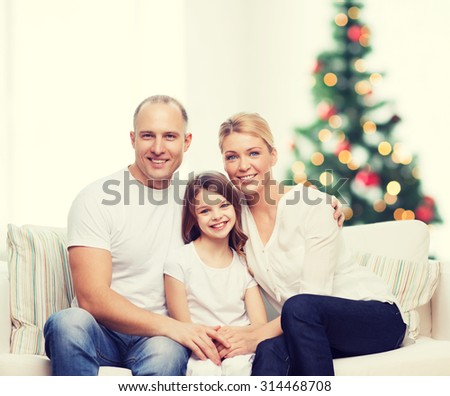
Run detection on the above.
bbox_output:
[7,224,73,355]
[356,253,439,339]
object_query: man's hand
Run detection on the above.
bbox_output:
[164,321,230,366]
[331,196,345,228]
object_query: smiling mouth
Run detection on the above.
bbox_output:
[238,174,257,182]
[211,221,228,229]
[148,158,168,165]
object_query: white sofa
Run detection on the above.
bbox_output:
[1,220,450,376]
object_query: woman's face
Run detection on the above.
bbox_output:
[221,132,277,195]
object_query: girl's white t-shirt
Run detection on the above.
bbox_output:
[164,242,257,327]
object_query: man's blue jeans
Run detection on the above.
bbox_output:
[252,294,406,376]
[44,307,190,376]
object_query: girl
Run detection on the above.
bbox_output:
[164,171,267,376]
[215,112,407,376]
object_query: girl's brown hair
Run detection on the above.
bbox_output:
[182,171,248,258]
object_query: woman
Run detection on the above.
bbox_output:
[216,112,407,376]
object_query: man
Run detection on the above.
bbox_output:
[44,95,227,375]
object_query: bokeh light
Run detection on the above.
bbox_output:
[324,73,338,87]
[311,152,325,166]
[335,13,348,26]
[387,181,401,196]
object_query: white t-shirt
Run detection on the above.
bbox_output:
[242,184,402,316]
[164,242,257,327]
[68,167,185,315]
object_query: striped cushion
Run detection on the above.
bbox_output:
[357,254,440,339]
[7,224,73,355]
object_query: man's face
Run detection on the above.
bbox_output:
[130,102,192,189]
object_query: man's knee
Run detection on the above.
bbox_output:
[45,307,96,338]
[134,336,189,376]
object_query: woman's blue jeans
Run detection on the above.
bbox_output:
[252,294,406,376]
[44,307,190,376]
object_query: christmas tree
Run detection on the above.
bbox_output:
[286,0,441,225]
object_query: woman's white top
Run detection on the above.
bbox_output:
[164,242,257,327]
[241,184,400,314]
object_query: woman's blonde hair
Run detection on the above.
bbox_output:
[218,112,275,153]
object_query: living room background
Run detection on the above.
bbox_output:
[0,0,448,260]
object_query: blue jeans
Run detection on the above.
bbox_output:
[44,307,190,376]
[252,294,406,376]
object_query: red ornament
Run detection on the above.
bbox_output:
[415,205,434,223]
[317,102,337,120]
[423,196,435,207]
[347,25,363,42]
[313,61,323,73]
[355,170,381,187]
[334,140,351,155]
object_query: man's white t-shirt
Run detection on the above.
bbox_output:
[68,167,185,315]
[164,242,257,327]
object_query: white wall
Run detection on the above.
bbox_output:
[1,0,449,259]
[0,0,187,227]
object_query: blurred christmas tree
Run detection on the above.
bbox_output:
[286,0,441,225]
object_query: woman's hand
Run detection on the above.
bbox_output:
[331,196,345,228]
[216,325,261,359]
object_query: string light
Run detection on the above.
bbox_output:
[363,120,377,134]
[378,141,392,156]
[373,199,386,212]
[338,150,352,164]
[402,210,415,220]
[311,152,325,166]
[329,115,343,129]
[355,80,371,95]
[335,13,348,26]
[318,128,332,142]
[354,59,366,72]
[384,193,398,205]
[387,181,401,196]
[291,161,305,173]
[359,27,370,47]
[347,161,360,170]
[320,171,334,186]
[348,6,360,19]
[324,73,338,87]
[394,208,404,220]
[412,167,420,179]
[370,73,383,85]
[294,172,307,184]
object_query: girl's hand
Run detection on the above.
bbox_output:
[165,321,228,366]
[216,325,261,358]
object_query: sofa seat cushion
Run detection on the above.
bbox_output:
[334,336,450,375]
[0,353,132,376]
[0,353,51,376]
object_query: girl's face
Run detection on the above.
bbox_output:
[194,189,236,241]
[221,132,277,195]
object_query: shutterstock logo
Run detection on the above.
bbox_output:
[100,170,349,206]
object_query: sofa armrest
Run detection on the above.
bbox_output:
[431,260,450,340]
[0,261,11,353]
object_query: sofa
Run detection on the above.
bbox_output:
[1,219,450,376]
